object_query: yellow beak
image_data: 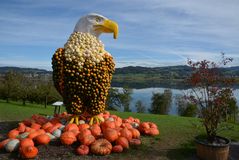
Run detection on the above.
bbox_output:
[94,19,118,39]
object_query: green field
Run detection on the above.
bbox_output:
[0,100,239,159]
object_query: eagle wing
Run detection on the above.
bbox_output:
[52,48,65,96]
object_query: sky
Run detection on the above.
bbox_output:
[0,0,239,70]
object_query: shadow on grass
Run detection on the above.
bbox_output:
[166,140,198,160]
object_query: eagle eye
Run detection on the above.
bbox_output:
[95,17,101,23]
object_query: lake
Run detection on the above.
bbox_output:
[120,87,239,115]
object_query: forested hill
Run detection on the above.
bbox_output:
[1,66,239,88]
[1,65,239,76]
[0,67,51,74]
[114,65,192,78]
[115,65,239,75]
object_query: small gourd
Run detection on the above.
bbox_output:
[116,137,129,149]
[35,134,50,145]
[20,138,34,148]
[112,145,123,153]
[17,132,30,139]
[52,129,62,138]
[76,145,89,155]
[5,139,20,152]
[46,133,56,140]
[8,129,19,139]
[90,139,112,155]
[20,146,38,159]
[60,131,77,145]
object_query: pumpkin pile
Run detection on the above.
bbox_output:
[0,111,159,158]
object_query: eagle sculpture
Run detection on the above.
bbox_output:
[52,13,118,124]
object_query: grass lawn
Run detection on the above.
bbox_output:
[0,100,66,121]
[0,100,239,159]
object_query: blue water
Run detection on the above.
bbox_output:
[120,88,239,115]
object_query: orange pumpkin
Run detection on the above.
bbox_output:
[101,120,116,132]
[23,118,34,126]
[134,118,140,124]
[90,124,101,137]
[139,122,150,134]
[121,123,133,129]
[114,117,122,128]
[46,123,62,133]
[140,122,150,129]
[50,117,60,125]
[20,146,38,159]
[79,134,95,146]
[28,129,45,139]
[77,129,91,141]
[145,128,159,136]
[31,123,41,130]
[20,138,34,148]
[116,137,129,149]
[120,128,132,141]
[103,128,118,142]
[35,134,50,145]
[25,127,35,133]
[112,145,123,153]
[78,124,90,131]
[71,130,80,137]
[129,128,140,139]
[60,131,77,145]
[76,145,89,155]
[17,123,26,133]
[129,139,141,145]
[64,123,79,132]
[90,139,112,155]
[42,122,53,130]
[0,139,10,150]
[8,129,19,138]
[149,122,158,129]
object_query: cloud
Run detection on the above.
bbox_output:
[0,0,239,68]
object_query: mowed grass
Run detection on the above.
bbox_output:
[0,100,239,159]
[0,100,66,121]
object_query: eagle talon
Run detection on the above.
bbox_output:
[89,115,103,125]
[69,116,80,125]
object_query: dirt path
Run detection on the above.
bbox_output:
[0,121,238,160]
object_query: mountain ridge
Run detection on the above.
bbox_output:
[1,65,239,75]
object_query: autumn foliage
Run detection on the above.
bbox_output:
[187,53,235,142]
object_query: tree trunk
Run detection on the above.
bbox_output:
[44,95,47,108]
[23,99,26,106]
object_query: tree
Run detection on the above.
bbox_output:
[106,87,133,112]
[120,87,132,112]
[149,89,172,114]
[221,92,238,122]
[106,88,121,110]
[37,79,53,108]
[176,95,197,117]
[1,71,18,102]
[135,100,146,113]
[187,53,235,142]
[16,73,35,105]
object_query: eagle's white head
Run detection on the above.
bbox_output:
[74,13,118,39]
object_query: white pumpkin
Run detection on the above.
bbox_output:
[52,129,62,138]
[46,133,56,141]
[17,132,30,139]
[79,120,85,124]
[5,139,20,152]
